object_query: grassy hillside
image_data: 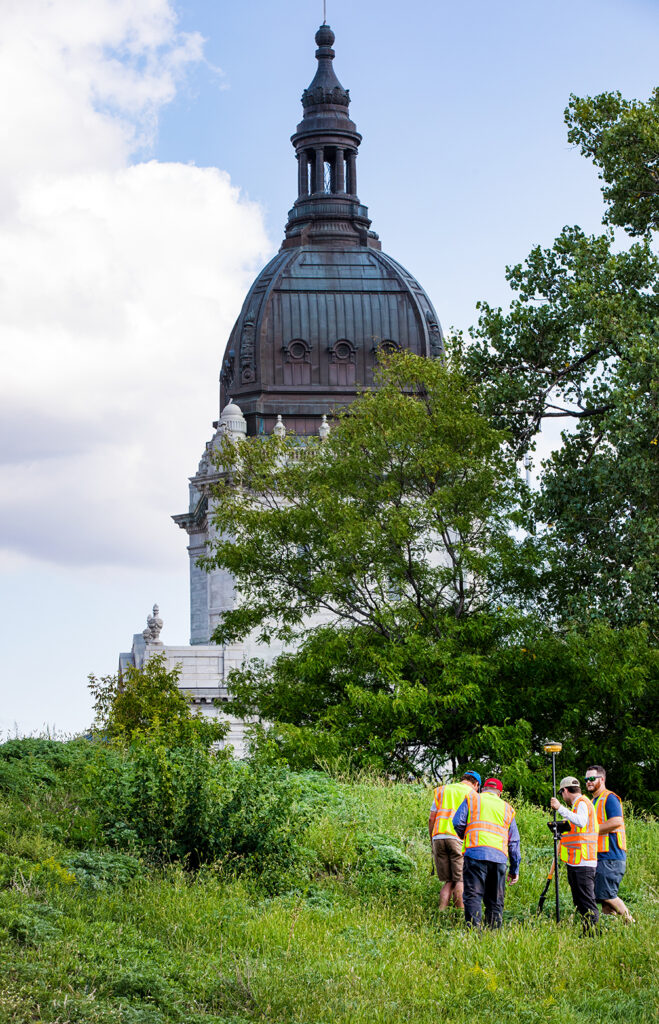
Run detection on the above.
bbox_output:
[0,739,657,1024]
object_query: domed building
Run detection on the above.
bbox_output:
[219,23,443,437]
[120,24,444,750]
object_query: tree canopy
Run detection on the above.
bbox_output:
[198,88,659,799]
[205,352,532,649]
[464,88,659,634]
[88,655,227,748]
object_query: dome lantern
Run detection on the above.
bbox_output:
[216,23,445,438]
[284,24,378,251]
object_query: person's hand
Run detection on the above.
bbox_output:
[508,874,519,885]
[550,796,560,811]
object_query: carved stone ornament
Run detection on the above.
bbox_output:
[377,339,400,355]
[302,84,350,108]
[330,339,355,363]
[273,414,286,438]
[143,604,163,643]
[425,309,443,358]
[220,351,235,392]
[196,443,212,477]
[240,309,257,383]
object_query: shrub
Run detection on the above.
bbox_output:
[88,654,228,749]
[86,743,308,876]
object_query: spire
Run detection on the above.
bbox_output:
[282,25,380,250]
[302,25,350,111]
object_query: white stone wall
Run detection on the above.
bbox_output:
[159,643,250,758]
[188,532,210,645]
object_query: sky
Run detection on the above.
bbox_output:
[1,0,658,736]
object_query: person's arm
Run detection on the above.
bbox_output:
[598,816,623,834]
[598,794,623,834]
[429,811,437,840]
[550,799,588,827]
[452,798,469,840]
[508,818,521,880]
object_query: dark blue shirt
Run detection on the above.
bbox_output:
[595,792,626,861]
[453,797,521,875]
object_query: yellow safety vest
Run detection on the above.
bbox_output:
[559,795,599,865]
[462,790,515,855]
[594,788,627,854]
[431,782,471,838]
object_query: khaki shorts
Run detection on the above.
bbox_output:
[432,836,464,883]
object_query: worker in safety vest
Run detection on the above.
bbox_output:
[452,777,520,928]
[429,771,481,910]
[585,764,633,922]
[550,775,599,931]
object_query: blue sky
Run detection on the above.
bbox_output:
[1,0,658,735]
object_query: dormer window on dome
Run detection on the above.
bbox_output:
[283,339,312,385]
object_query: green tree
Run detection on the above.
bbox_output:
[226,614,659,810]
[203,353,536,776]
[464,88,659,633]
[565,87,659,236]
[88,654,227,748]
[206,352,532,647]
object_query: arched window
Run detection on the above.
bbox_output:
[283,338,312,385]
[329,339,356,385]
[378,339,400,356]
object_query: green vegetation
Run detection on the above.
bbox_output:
[88,654,228,748]
[1,738,658,1023]
[465,88,659,635]
[200,87,659,790]
[3,82,657,1024]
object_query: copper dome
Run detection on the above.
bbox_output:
[217,25,444,437]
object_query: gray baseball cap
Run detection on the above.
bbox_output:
[559,776,580,790]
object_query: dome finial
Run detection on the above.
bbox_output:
[315,23,334,49]
[219,397,247,438]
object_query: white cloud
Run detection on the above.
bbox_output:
[0,1,272,570]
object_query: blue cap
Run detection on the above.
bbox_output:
[462,771,481,786]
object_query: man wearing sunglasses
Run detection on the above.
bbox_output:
[550,776,599,932]
[585,766,634,923]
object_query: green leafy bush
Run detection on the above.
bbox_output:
[61,850,144,890]
[86,743,308,876]
[88,654,228,749]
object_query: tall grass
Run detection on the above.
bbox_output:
[0,742,657,1024]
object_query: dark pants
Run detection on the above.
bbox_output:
[566,865,599,932]
[463,857,507,929]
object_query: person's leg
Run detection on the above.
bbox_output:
[601,896,634,921]
[447,839,465,909]
[462,858,486,928]
[483,862,507,929]
[439,881,454,909]
[433,840,453,910]
[567,866,599,933]
[595,861,634,922]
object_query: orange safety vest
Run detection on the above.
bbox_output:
[559,795,599,865]
[594,788,627,854]
[462,790,515,855]
[431,782,470,839]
